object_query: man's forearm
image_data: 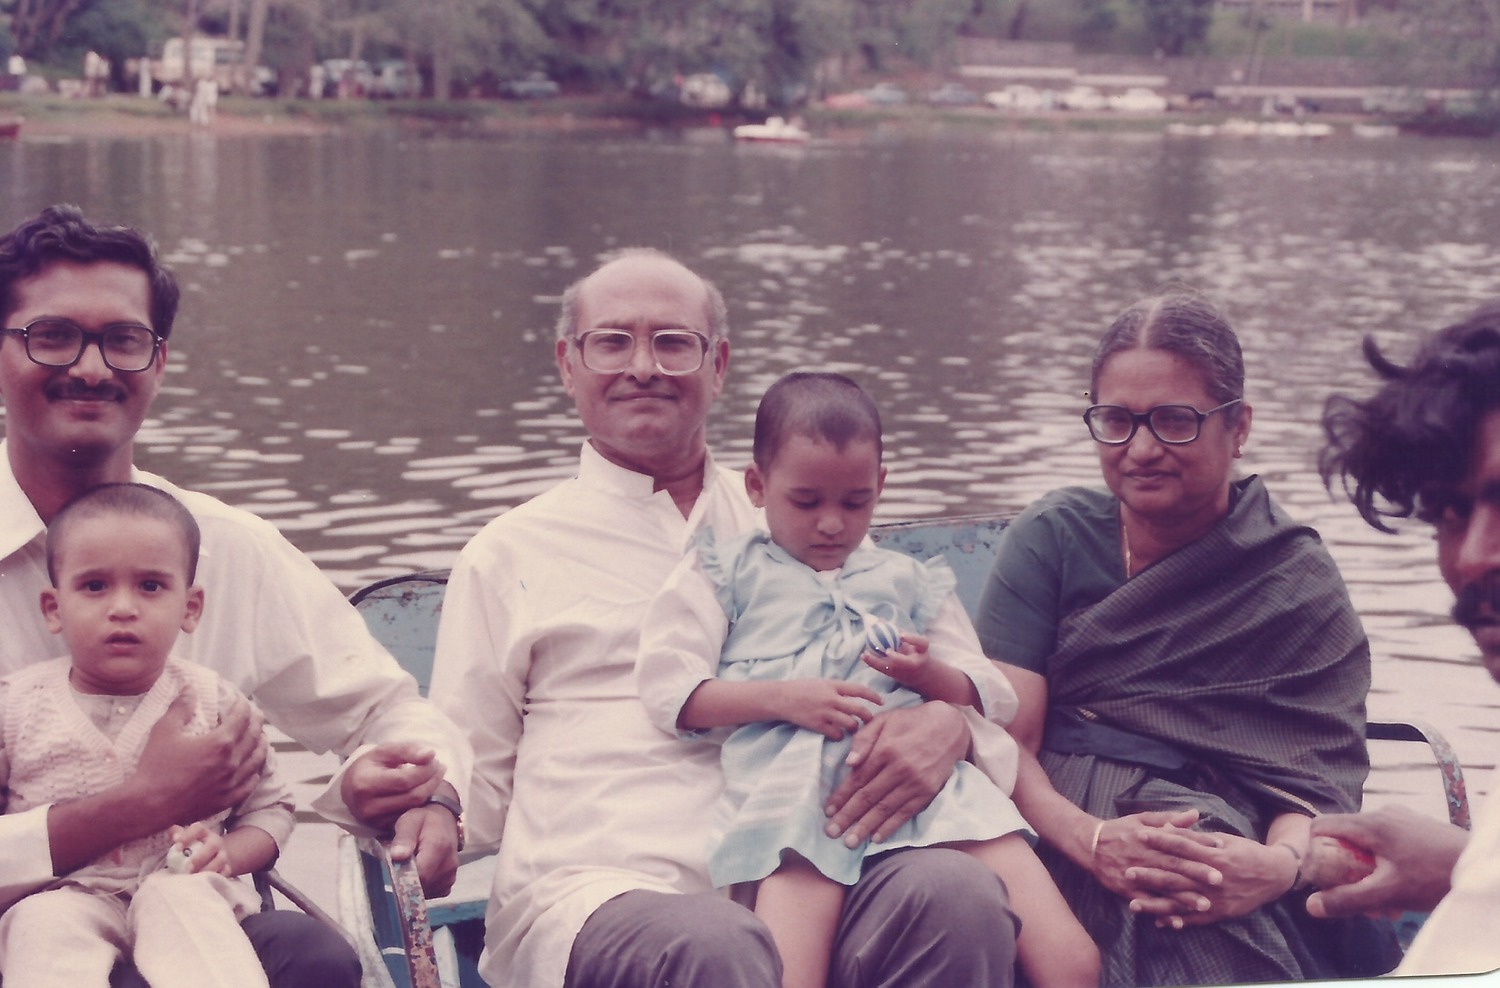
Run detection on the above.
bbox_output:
[48,783,166,876]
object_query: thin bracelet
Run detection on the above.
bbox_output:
[1089,820,1105,864]
[1275,841,1306,893]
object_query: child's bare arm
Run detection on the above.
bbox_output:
[679,678,884,740]
[221,824,279,875]
[170,820,279,877]
[865,633,982,709]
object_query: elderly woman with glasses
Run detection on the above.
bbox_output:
[974,293,1396,987]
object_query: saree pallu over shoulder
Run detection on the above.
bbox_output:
[1035,478,1394,987]
[1046,476,1370,817]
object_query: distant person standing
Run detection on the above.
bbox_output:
[84,51,108,98]
[7,54,25,92]
[189,77,217,126]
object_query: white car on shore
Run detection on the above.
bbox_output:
[1108,87,1168,113]
[984,84,1052,112]
[1059,85,1105,111]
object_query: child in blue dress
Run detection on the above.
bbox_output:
[638,372,1098,988]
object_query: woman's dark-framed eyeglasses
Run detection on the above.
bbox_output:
[1,318,162,373]
[572,329,710,376]
[1083,399,1242,446]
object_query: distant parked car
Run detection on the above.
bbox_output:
[863,82,908,105]
[1058,85,1105,111]
[373,60,420,99]
[499,71,560,99]
[1362,87,1425,115]
[1109,87,1168,113]
[926,82,978,106]
[321,58,374,98]
[679,73,732,108]
[984,84,1051,112]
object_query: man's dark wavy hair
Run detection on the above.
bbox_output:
[0,204,180,338]
[1320,300,1500,533]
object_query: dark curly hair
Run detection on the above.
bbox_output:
[1320,300,1500,533]
[0,204,180,338]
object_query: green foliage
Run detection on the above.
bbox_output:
[1204,6,1383,59]
[2,0,1472,102]
[1132,0,1214,56]
[896,0,969,65]
[52,0,165,68]
[1382,0,1500,90]
[1074,0,1120,47]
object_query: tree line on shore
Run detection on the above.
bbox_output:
[3,0,1495,108]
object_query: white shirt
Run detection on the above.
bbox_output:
[431,443,1018,988]
[1398,771,1500,976]
[0,441,472,909]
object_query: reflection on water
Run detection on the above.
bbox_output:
[2,128,1499,805]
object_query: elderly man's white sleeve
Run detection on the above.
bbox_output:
[636,552,730,739]
[257,550,471,831]
[428,546,528,854]
[925,593,1020,795]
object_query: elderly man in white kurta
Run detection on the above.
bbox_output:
[431,249,1021,988]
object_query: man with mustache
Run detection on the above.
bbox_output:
[1317,301,1500,976]
[430,249,1021,988]
[0,205,473,987]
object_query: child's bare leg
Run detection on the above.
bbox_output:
[959,835,1100,988]
[754,855,845,988]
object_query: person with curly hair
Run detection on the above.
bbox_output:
[1316,301,1500,977]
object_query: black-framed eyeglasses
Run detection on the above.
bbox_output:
[1,318,162,373]
[1083,399,1242,446]
[572,329,711,376]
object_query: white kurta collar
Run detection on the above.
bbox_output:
[575,441,731,504]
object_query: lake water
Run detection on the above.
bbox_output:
[2,124,1498,909]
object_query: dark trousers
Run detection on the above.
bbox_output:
[566,847,1019,988]
[111,909,361,988]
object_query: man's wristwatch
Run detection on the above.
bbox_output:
[426,793,465,852]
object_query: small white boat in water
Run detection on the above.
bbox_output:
[1215,118,1334,138]
[733,116,810,143]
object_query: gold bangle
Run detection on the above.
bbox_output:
[1090,820,1105,863]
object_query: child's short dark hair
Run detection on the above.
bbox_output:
[46,483,201,585]
[753,372,883,471]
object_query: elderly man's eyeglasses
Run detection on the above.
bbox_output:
[1083,399,1242,446]
[573,329,711,376]
[1,319,162,373]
